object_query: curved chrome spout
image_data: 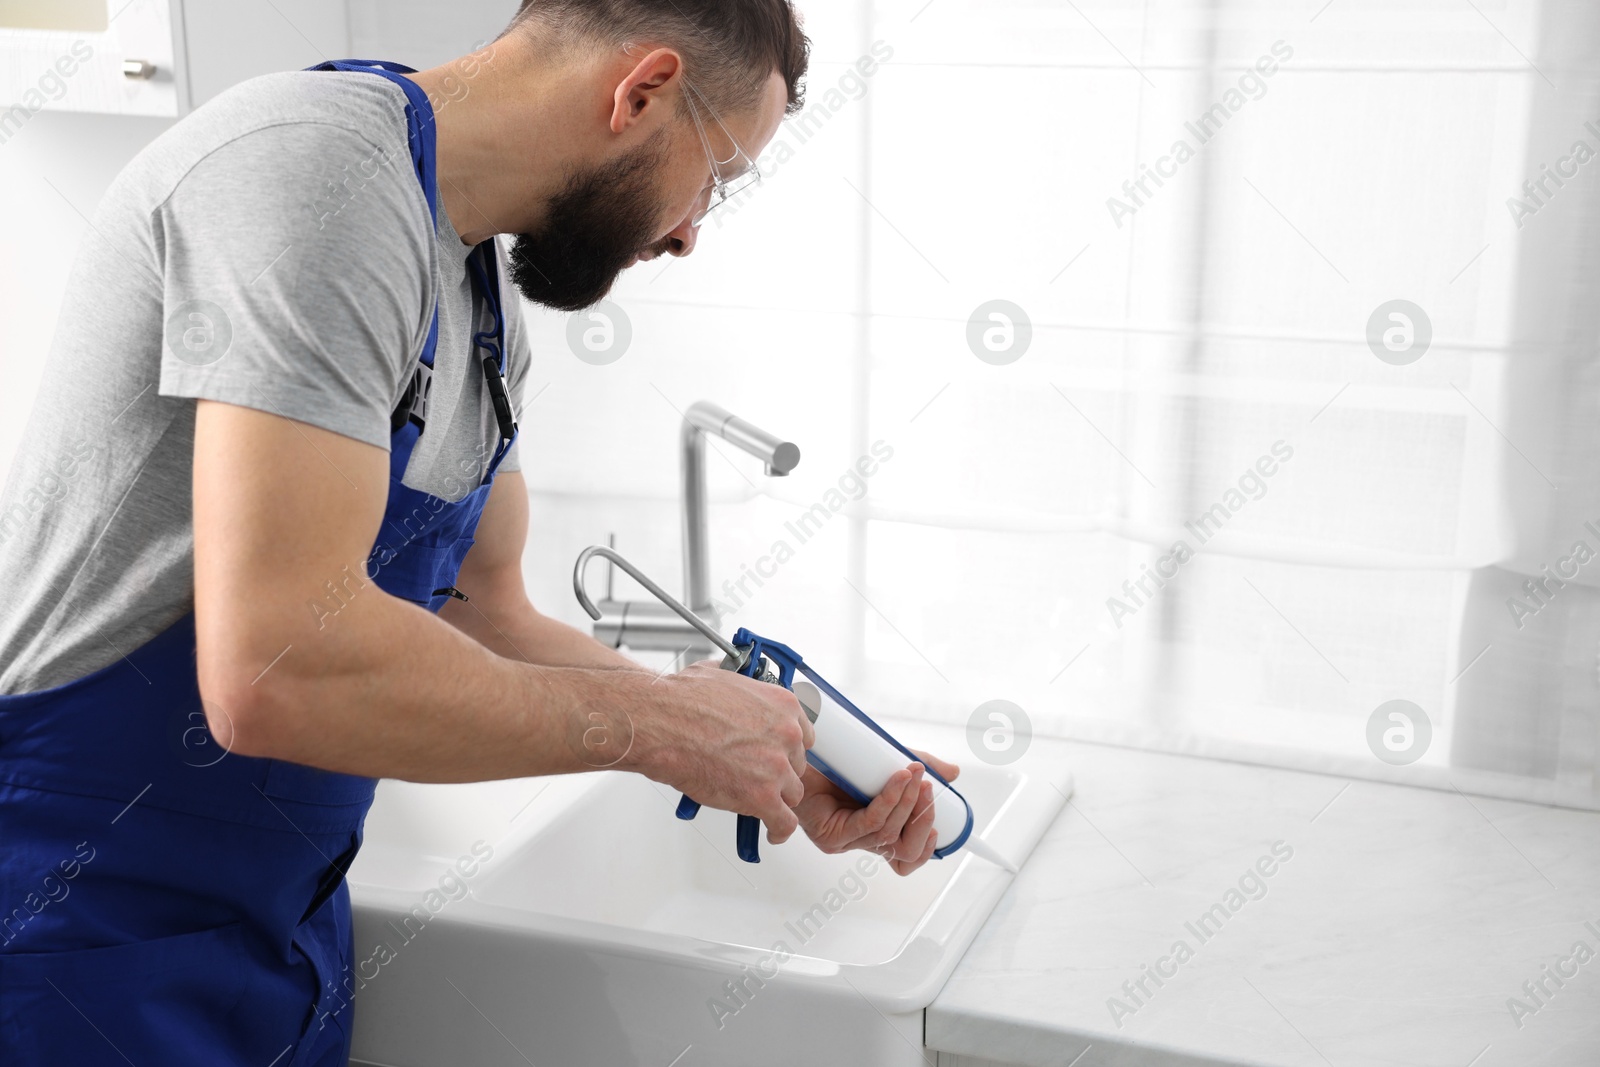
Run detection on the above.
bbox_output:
[574,545,745,665]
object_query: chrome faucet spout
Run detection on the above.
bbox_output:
[684,401,801,476]
[580,401,800,660]
[682,402,800,617]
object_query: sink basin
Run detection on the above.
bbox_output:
[345,721,1071,1067]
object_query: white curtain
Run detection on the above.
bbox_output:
[515,0,1600,810]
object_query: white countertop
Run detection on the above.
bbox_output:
[927,740,1600,1067]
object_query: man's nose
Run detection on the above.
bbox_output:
[664,216,699,257]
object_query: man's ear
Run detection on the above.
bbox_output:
[611,47,683,134]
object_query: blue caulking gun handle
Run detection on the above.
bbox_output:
[674,631,804,863]
[672,792,754,863]
[673,797,764,863]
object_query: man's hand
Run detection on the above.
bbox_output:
[630,661,817,848]
[795,750,961,876]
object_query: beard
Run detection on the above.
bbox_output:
[507,129,670,312]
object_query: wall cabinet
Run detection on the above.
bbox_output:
[0,0,347,122]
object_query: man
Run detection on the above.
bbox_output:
[0,1,958,1064]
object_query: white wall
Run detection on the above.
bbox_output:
[0,109,170,471]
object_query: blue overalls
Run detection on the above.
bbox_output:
[0,61,516,1066]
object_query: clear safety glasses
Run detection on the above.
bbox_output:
[679,79,762,226]
[619,45,764,227]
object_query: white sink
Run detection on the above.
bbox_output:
[345,721,1071,1067]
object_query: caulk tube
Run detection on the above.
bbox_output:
[792,667,974,859]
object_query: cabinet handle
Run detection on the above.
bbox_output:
[122,59,157,80]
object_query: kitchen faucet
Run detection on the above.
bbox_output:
[588,401,800,660]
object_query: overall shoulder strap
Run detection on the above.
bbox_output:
[307,59,513,465]
[306,60,443,434]
[306,60,438,227]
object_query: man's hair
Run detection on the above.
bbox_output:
[507,0,809,117]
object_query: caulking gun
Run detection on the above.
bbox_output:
[574,545,1015,870]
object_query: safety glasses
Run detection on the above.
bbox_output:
[679,79,762,226]
[619,45,762,227]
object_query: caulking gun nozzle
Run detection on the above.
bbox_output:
[962,836,1019,874]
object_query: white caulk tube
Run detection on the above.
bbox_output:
[794,675,1016,872]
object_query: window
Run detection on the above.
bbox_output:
[517,0,1599,811]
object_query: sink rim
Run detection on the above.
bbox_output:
[348,724,1074,1012]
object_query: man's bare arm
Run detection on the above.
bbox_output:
[191,401,811,844]
[436,471,641,670]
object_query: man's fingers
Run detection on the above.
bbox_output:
[848,767,911,839]
[892,824,938,876]
[787,735,809,780]
[891,828,939,876]
[763,803,800,845]
[778,769,806,810]
[895,782,938,859]
[909,777,937,824]
[797,705,815,750]
[869,781,935,861]
[910,749,960,782]
[875,764,923,846]
[777,695,811,778]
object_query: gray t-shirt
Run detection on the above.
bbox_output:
[0,70,530,694]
